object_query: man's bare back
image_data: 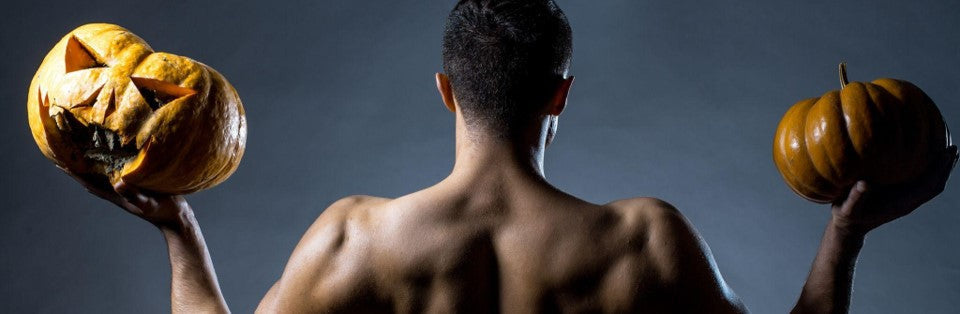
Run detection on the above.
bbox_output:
[62,1,957,313]
[257,163,745,313]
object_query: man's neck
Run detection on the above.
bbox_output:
[450,137,544,182]
[445,112,550,186]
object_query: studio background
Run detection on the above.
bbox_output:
[1,0,958,313]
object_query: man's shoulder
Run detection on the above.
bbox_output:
[604,198,746,313]
[299,195,393,246]
[328,194,393,209]
[603,196,699,265]
[318,195,393,220]
[604,196,686,228]
[261,194,396,312]
[298,195,392,244]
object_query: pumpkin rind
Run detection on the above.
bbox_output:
[773,65,949,203]
[27,23,246,194]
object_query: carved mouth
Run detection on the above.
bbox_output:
[48,104,140,173]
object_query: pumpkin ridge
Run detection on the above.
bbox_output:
[839,83,874,163]
[866,83,908,183]
[830,84,867,187]
[773,98,836,202]
[805,91,854,190]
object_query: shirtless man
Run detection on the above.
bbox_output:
[66,0,958,313]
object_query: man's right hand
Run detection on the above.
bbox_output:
[59,166,189,228]
[60,166,230,313]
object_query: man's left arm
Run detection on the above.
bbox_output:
[792,145,958,314]
[654,145,957,314]
[645,202,749,313]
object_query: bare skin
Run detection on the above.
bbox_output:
[65,73,958,313]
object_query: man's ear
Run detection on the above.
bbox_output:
[546,76,575,116]
[436,73,456,113]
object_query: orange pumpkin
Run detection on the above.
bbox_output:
[27,23,247,195]
[773,63,951,203]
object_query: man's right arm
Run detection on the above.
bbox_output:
[63,171,229,314]
[69,161,389,314]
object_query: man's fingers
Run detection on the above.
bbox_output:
[950,145,958,171]
[75,173,115,195]
[55,167,157,215]
[930,146,957,192]
[57,166,112,195]
[839,181,869,216]
[114,180,150,207]
[900,145,957,209]
[830,146,955,234]
[937,145,958,194]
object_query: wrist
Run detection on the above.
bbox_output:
[828,217,867,246]
[155,206,198,233]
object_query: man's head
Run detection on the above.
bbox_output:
[440,0,573,140]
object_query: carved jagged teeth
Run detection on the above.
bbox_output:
[106,130,116,151]
[92,127,104,148]
[91,127,98,148]
[111,132,120,150]
[49,106,71,132]
[54,114,70,131]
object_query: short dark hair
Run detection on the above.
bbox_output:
[442,0,572,138]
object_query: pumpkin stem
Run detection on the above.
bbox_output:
[839,62,849,88]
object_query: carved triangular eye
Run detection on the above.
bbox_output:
[130,77,196,111]
[65,36,107,73]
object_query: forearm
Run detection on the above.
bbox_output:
[791,218,865,314]
[159,209,230,314]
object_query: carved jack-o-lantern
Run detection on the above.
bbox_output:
[27,23,246,194]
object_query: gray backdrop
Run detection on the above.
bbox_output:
[1,0,958,313]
